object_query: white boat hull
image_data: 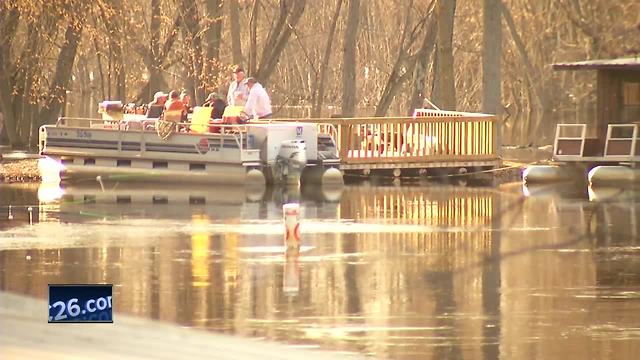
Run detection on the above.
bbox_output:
[39,120,341,186]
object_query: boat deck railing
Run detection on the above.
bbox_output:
[261,109,498,167]
[48,117,255,155]
[49,110,499,171]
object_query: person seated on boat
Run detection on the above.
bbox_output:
[203,92,227,120]
[146,91,167,118]
[164,90,188,131]
[164,90,185,112]
[180,91,193,114]
[240,77,272,122]
[227,65,249,107]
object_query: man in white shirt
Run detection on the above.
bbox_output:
[226,66,249,106]
[243,78,272,119]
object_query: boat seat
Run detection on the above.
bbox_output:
[190,106,213,134]
[146,105,164,118]
[163,110,183,123]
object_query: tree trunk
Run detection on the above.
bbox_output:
[249,0,259,75]
[99,0,125,100]
[501,1,548,145]
[409,8,438,112]
[148,0,163,100]
[375,0,417,117]
[435,0,456,110]
[36,19,85,146]
[483,0,502,152]
[312,0,343,118]
[341,0,360,117]
[0,7,29,148]
[255,0,307,84]
[482,0,501,115]
[181,0,205,104]
[134,13,180,103]
[204,0,223,61]
[12,25,43,142]
[112,1,126,100]
[228,0,243,65]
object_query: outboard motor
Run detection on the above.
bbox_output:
[275,139,307,185]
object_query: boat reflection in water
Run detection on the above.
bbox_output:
[521,182,588,200]
[588,185,640,203]
[36,181,343,223]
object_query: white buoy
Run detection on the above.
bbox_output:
[283,203,301,250]
[322,167,344,185]
[8,205,13,220]
[246,168,266,187]
[588,166,639,186]
[522,165,572,183]
[28,206,33,225]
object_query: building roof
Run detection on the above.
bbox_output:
[553,57,640,71]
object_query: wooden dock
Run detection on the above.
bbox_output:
[0,291,362,360]
[273,109,500,177]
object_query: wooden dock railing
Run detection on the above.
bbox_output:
[269,109,497,166]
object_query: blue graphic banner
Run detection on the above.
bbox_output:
[48,284,113,323]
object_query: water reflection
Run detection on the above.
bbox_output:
[2,182,640,359]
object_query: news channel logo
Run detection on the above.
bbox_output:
[48,284,113,323]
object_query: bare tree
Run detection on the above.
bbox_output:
[482,0,502,115]
[255,0,307,84]
[434,0,457,110]
[227,0,243,65]
[312,0,344,117]
[341,0,360,117]
[408,2,438,112]
[204,0,223,61]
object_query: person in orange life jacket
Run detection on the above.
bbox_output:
[165,90,185,111]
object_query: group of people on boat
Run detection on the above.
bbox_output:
[143,65,272,126]
[225,66,273,120]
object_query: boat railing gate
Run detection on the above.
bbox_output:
[554,124,587,157]
[53,117,251,154]
[604,123,639,160]
[264,110,497,165]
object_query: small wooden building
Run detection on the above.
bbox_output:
[552,57,640,163]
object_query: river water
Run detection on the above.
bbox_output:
[1,180,640,359]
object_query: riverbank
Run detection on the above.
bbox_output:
[1,158,526,185]
[0,158,41,183]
